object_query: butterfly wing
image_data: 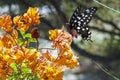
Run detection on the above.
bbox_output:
[69,5,81,29]
[74,7,97,39]
[68,5,81,38]
[69,6,97,40]
[75,7,97,29]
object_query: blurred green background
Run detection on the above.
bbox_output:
[0,0,120,80]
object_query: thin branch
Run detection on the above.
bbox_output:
[71,42,120,63]
[94,15,120,31]
[39,48,55,50]
[40,18,55,29]
[48,0,68,22]
[94,61,120,80]
[88,25,120,36]
[93,0,120,14]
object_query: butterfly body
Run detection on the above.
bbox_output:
[67,5,97,40]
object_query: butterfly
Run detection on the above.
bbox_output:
[66,5,97,40]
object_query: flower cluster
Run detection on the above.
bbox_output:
[49,27,78,68]
[0,7,79,80]
[13,7,41,32]
[0,7,41,79]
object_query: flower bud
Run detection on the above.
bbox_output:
[31,28,40,38]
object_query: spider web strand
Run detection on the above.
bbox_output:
[93,0,120,14]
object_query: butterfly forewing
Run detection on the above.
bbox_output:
[70,6,81,29]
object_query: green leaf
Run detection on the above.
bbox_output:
[22,66,31,74]
[10,63,18,73]
[17,38,24,46]
[24,33,31,38]
[20,31,25,35]
[29,38,36,42]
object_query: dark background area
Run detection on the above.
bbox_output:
[0,0,120,80]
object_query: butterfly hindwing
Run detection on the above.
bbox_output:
[79,7,97,26]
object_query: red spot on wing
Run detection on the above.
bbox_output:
[71,29,78,38]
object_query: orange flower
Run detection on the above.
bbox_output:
[13,49,25,64]
[65,56,79,68]
[42,50,56,62]
[0,52,14,64]
[36,57,64,80]
[13,7,41,32]
[23,7,40,25]
[0,60,13,79]
[49,29,59,40]
[49,26,79,69]
[40,66,63,80]
[0,14,13,32]
[12,29,18,39]
[27,61,38,74]
[13,47,39,64]
[0,40,3,46]
[56,49,79,68]
[13,16,30,32]
[49,26,72,49]
[1,35,16,48]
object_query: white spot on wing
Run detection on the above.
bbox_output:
[77,30,80,32]
[85,15,88,17]
[77,27,81,29]
[90,14,92,17]
[76,8,79,13]
[74,20,77,22]
[86,9,90,13]
[82,28,85,31]
[74,12,77,16]
[88,17,91,20]
[83,17,86,20]
[80,19,83,22]
[88,32,91,34]
[81,13,85,17]
[78,21,81,26]
[86,19,89,22]
[86,27,88,30]
[83,22,86,25]
[72,23,74,26]
[77,17,81,20]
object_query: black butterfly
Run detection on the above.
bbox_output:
[66,5,97,40]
